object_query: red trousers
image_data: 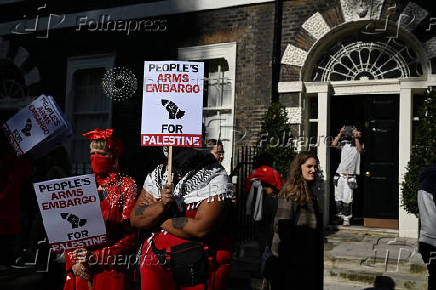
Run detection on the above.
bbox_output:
[140,233,232,290]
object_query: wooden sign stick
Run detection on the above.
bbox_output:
[167,146,173,185]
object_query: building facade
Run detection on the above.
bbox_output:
[0,0,434,237]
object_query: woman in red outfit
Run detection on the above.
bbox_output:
[131,147,233,290]
[64,128,137,290]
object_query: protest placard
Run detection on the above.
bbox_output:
[33,174,106,251]
[2,95,72,157]
[141,61,204,147]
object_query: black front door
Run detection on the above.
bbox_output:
[362,95,399,220]
[330,95,399,224]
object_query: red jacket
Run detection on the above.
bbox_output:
[0,152,32,236]
[64,173,137,290]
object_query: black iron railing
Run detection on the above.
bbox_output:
[229,146,258,243]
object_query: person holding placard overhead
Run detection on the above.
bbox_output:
[131,147,234,290]
[64,128,137,290]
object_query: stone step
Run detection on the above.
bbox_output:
[324,255,428,276]
[324,279,374,290]
[325,264,428,290]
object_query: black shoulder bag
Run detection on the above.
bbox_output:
[150,239,211,287]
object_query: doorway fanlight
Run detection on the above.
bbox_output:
[312,38,423,82]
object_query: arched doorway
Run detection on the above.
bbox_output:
[304,24,427,229]
[279,1,434,235]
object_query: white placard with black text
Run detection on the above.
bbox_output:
[141,61,204,147]
[2,95,71,156]
[33,174,107,250]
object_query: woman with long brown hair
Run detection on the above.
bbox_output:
[267,151,323,290]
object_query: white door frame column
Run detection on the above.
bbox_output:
[398,80,429,238]
[306,83,331,226]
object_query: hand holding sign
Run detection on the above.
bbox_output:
[73,248,93,264]
[160,184,174,207]
[72,262,91,281]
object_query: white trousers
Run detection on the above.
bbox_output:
[335,175,354,204]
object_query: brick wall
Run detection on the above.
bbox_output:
[279,0,340,83]
[167,4,275,146]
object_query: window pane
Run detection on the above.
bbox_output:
[309,96,318,119]
[73,114,109,137]
[73,68,109,112]
[412,94,425,145]
[309,122,318,152]
[413,94,425,117]
[204,58,231,108]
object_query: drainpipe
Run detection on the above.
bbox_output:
[271,0,283,104]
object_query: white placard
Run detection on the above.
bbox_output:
[33,174,107,250]
[2,95,70,156]
[141,61,204,147]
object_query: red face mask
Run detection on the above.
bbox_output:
[90,154,115,174]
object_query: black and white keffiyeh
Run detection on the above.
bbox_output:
[143,163,233,210]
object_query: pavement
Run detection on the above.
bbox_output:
[229,226,428,290]
[323,226,427,290]
[0,226,429,289]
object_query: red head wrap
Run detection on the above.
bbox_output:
[82,128,124,157]
[244,165,284,194]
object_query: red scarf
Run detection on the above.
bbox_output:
[91,154,119,185]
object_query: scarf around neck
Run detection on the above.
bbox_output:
[145,162,233,210]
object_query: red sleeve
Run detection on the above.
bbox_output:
[93,177,137,263]
[120,177,137,221]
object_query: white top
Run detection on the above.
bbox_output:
[336,142,361,175]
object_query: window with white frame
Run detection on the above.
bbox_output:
[307,95,318,153]
[178,43,236,173]
[412,93,425,145]
[66,55,114,174]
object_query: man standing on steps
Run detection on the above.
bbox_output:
[331,125,363,226]
[418,163,436,290]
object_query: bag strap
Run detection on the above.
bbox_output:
[150,237,168,267]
